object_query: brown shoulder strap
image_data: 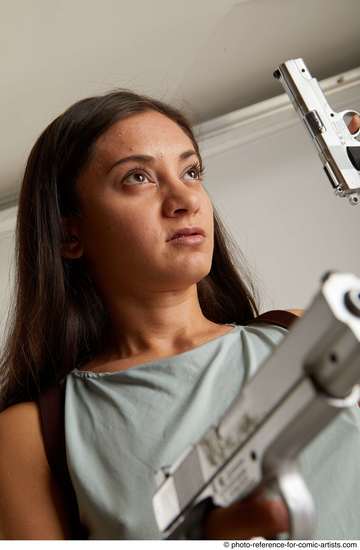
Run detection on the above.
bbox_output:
[37,380,88,539]
[246,309,298,330]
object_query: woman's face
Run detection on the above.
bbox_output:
[72,110,214,298]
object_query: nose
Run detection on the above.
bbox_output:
[161,177,202,218]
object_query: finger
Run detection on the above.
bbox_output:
[348,114,360,134]
[205,492,290,540]
[238,492,290,538]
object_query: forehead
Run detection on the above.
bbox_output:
[94,110,195,162]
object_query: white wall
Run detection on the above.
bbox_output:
[197,76,360,312]
[204,127,360,312]
[0,77,359,343]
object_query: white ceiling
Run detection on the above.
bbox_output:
[1,0,360,206]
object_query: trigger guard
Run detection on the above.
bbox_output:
[265,461,317,540]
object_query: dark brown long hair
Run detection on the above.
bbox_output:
[0,89,260,412]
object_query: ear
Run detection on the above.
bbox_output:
[60,217,83,259]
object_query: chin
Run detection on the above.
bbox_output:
[178,266,212,286]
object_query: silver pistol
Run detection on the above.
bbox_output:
[152,271,360,539]
[273,58,360,205]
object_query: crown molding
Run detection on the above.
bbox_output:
[1,65,360,214]
[0,205,17,235]
[0,190,19,212]
[194,65,360,158]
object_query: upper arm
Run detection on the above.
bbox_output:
[0,401,73,539]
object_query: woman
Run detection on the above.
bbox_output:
[0,90,359,539]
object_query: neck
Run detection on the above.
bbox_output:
[100,286,219,360]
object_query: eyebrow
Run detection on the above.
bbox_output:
[107,149,198,174]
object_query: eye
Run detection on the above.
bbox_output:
[122,169,152,186]
[184,162,206,181]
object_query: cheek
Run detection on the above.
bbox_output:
[204,195,214,232]
[79,200,130,257]
[97,206,159,258]
[124,221,160,251]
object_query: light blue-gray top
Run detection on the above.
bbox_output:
[64,323,360,539]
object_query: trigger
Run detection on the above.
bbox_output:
[351,127,360,140]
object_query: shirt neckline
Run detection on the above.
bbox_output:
[71,324,240,379]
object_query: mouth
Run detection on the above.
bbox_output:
[169,234,205,245]
[167,226,206,241]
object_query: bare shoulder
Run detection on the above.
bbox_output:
[0,399,55,487]
[0,400,50,498]
[285,309,304,317]
[0,401,71,538]
[0,400,43,448]
[0,399,39,422]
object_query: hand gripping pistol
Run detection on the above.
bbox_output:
[273,58,360,205]
[152,271,360,539]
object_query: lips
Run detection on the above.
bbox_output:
[168,226,206,241]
